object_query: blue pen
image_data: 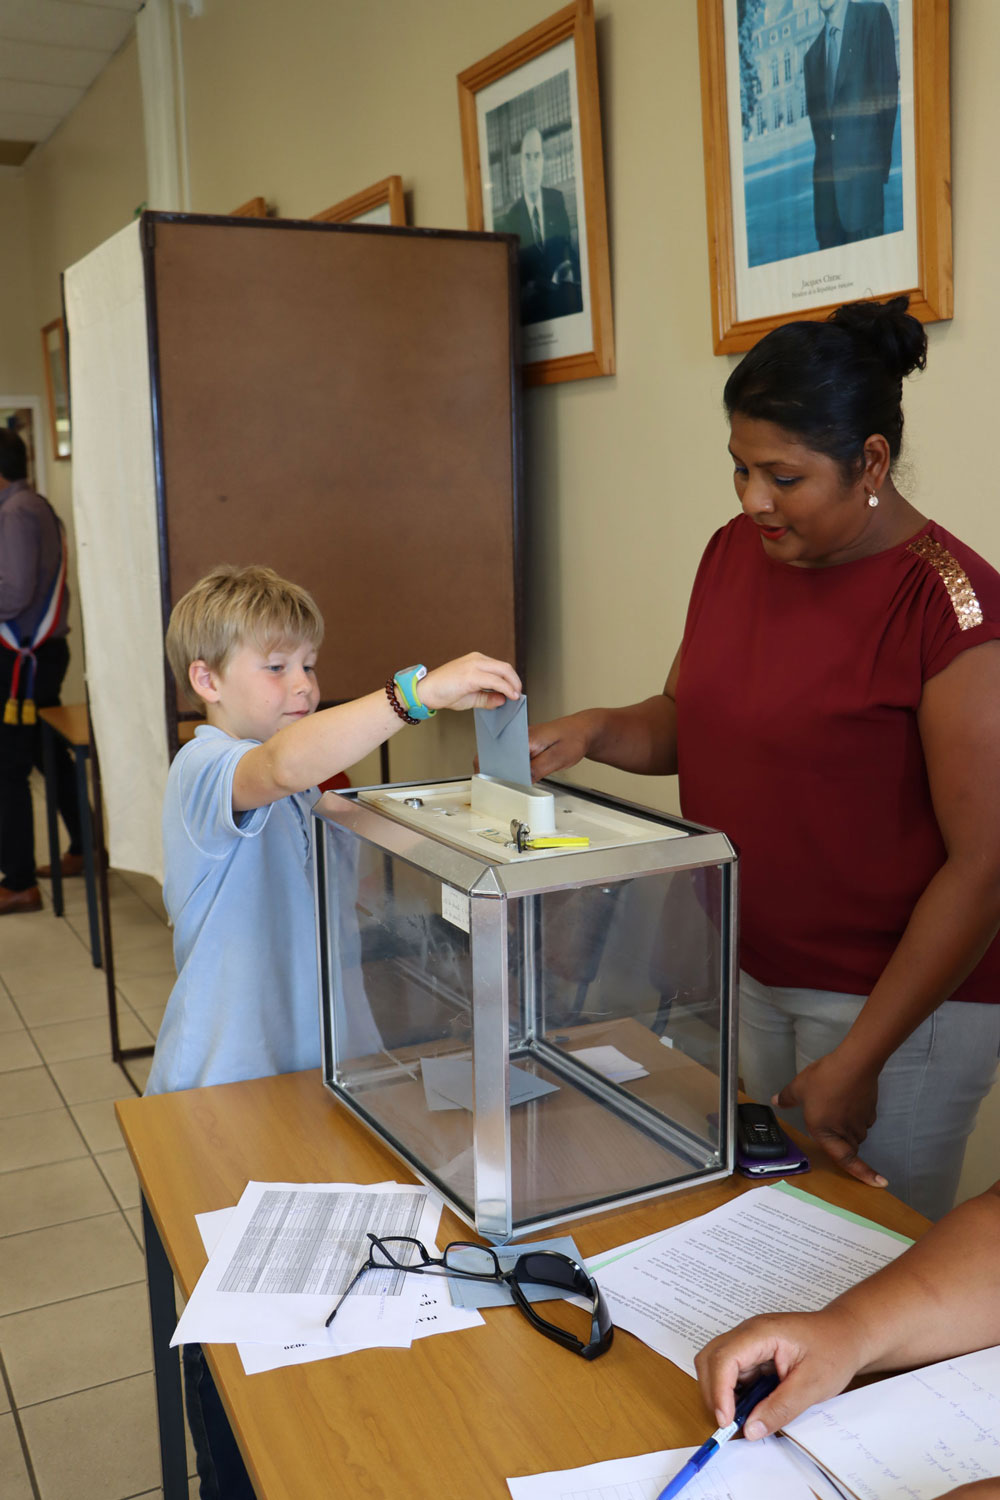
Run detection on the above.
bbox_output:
[654,1370,781,1500]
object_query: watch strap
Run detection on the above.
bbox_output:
[394,665,436,720]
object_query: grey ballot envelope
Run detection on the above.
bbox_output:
[474,695,532,788]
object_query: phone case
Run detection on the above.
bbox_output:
[735,1103,810,1178]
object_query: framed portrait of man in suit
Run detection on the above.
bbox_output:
[697,0,951,353]
[458,0,614,385]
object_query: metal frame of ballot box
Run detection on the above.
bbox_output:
[313,777,740,1242]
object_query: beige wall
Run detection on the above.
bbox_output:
[6,0,999,1197]
[175,0,1000,816]
[11,37,147,699]
[0,174,39,395]
[19,1,1000,785]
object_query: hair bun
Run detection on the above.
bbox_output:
[829,296,927,382]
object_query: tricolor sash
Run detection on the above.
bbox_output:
[1,514,68,725]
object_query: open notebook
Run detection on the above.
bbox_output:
[507,1344,1000,1500]
[781,1342,1000,1500]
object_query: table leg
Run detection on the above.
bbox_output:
[40,723,64,917]
[75,747,102,968]
[141,1195,188,1499]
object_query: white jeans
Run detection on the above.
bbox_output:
[739,971,1000,1221]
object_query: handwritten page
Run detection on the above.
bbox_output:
[784,1344,1000,1500]
[507,1434,818,1499]
[595,1183,911,1375]
[172,1180,442,1351]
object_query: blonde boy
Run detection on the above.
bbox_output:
[146,564,520,1095]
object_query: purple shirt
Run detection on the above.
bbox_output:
[0,478,69,638]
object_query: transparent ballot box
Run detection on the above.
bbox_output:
[312,777,738,1241]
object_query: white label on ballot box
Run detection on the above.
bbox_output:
[441,883,470,932]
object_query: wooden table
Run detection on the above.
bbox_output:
[38,703,103,966]
[116,1070,929,1500]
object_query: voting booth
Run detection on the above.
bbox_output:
[65,210,522,883]
[313,776,738,1242]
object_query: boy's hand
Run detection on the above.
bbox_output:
[419,653,521,713]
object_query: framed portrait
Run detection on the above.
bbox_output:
[458,0,614,385]
[312,176,406,227]
[0,396,46,494]
[229,197,271,218]
[697,0,952,353]
[41,319,71,460]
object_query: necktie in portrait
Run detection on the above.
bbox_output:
[826,23,839,108]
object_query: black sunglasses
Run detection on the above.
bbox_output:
[325,1233,614,1360]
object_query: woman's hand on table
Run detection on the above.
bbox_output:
[773,1048,887,1189]
[694,1307,866,1437]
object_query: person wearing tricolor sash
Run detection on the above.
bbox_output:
[0,428,82,915]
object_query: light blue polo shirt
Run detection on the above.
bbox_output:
[146,725,379,1095]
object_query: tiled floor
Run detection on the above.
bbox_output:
[0,785,198,1500]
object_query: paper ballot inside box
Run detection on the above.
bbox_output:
[475,696,532,788]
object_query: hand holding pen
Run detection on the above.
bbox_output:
[655,1371,780,1500]
[693,1307,871,1442]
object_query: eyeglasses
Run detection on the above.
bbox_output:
[325,1233,614,1361]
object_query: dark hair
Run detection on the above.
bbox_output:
[723,296,927,479]
[0,428,28,482]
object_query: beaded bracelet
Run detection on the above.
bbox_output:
[385,677,420,725]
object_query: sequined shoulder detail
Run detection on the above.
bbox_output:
[906,534,984,631]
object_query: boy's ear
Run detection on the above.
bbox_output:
[188,660,221,704]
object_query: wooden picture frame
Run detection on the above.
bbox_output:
[229,197,271,218]
[697,0,951,354]
[0,396,47,494]
[458,0,614,385]
[311,175,406,227]
[41,319,71,460]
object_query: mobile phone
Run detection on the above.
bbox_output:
[737,1102,788,1159]
[735,1102,810,1178]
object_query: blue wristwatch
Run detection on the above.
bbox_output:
[393,665,436,720]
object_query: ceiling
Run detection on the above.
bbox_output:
[0,0,144,167]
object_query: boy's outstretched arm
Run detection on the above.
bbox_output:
[694,1180,1000,1439]
[234,653,520,811]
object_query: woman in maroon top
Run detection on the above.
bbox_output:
[530,298,1000,1220]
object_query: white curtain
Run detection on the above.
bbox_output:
[65,219,168,882]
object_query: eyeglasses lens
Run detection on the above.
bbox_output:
[442,1244,502,1278]
[515,1252,587,1293]
[510,1252,613,1356]
[369,1236,430,1269]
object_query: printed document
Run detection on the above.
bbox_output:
[594,1182,911,1374]
[507,1434,818,1499]
[195,1203,485,1375]
[171,1180,442,1352]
